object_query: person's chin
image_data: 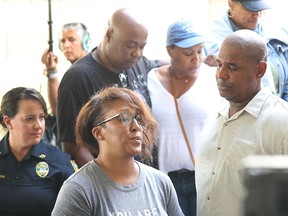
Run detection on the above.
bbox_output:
[127,59,139,66]
[64,53,73,60]
[29,139,41,145]
[219,92,234,101]
[123,63,135,69]
[247,22,258,30]
[218,88,232,98]
[129,146,142,156]
[218,85,231,93]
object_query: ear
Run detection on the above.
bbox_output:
[106,28,113,42]
[256,61,267,78]
[228,0,234,9]
[3,116,12,129]
[92,126,105,141]
[166,46,173,58]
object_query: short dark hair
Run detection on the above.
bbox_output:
[0,87,47,128]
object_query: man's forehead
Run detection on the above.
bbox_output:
[118,30,147,45]
[61,29,80,37]
[218,47,245,62]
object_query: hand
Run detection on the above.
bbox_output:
[41,49,59,71]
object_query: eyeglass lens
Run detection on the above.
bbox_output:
[119,111,144,126]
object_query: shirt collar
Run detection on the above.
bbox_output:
[0,133,47,161]
[0,133,10,156]
[217,89,272,119]
[244,89,271,117]
[29,141,48,161]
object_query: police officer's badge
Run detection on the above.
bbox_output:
[36,161,49,178]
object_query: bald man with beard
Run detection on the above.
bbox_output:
[195,29,288,216]
[57,8,165,168]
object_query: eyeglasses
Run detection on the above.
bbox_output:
[95,111,145,127]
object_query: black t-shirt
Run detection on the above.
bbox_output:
[57,48,162,143]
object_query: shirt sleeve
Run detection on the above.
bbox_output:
[52,181,91,216]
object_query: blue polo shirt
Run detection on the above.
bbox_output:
[0,133,75,216]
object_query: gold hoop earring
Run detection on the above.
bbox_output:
[228,9,235,18]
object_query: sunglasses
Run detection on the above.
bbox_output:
[95,111,145,127]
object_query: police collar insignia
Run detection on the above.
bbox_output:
[39,154,46,158]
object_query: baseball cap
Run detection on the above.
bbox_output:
[166,19,206,48]
[233,0,271,12]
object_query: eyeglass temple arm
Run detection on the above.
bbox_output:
[95,113,120,126]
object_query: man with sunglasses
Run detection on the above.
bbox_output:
[57,8,167,168]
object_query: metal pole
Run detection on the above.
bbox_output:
[48,0,53,52]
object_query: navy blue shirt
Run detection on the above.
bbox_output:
[0,133,75,216]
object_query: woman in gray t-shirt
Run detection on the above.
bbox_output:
[52,86,184,216]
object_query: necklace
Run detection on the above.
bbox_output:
[168,66,191,83]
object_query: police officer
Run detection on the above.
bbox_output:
[0,87,77,216]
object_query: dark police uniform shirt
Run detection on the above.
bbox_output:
[0,133,75,216]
